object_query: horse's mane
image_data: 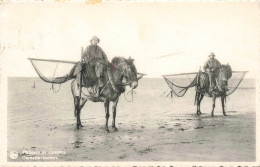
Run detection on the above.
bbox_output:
[111,57,125,64]
[111,56,137,74]
[220,64,232,79]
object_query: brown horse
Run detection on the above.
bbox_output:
[195,64,232,116]
[69,57,139,131]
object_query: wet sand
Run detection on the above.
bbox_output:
[8,111,255,161]
[7,78,256,161]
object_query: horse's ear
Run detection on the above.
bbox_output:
[227,63,231,68]
[128,56,134,63]
[112,57,120,65]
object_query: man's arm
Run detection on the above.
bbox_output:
[82,46,90,62]
[203,61,209,72]
[98,46,109,63]
[215,59,221,68]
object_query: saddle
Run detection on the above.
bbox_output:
[198,72,217,95]
[73,62,123,93]
[74,62,99,88]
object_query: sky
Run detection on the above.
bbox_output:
[0,2,259,78]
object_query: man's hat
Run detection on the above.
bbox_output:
[90,36,100,43]
[209,52,215,57]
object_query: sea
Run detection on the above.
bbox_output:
[8,77,255,124]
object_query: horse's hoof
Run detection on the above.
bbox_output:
[112,127,118,132]
[223,114,227,116]
[105,128,110,133]
[211,114,214,117]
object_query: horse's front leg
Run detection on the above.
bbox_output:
[104,99,110,133]
[211,95,216,117]
[112,97,119,132]
[75,96,87,129]
[221,96,227,116]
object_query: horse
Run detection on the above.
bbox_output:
[48,57,138,131]
[66,56,138,132]
[194,64,232,117]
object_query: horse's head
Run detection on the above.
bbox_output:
[111,57,138,89]
[217,64,232,92]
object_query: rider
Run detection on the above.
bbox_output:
[82,36,110,98]
[203,52,221,91]
[83,36,119,98]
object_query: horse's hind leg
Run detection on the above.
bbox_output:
[196,93,203,115]
[78,98,87,127]
[74,96,81,129]
[211,95,216,117]
[221,96,227,116]
[198,94,204,115]
[104,99,110,133]
[112,98,119,132]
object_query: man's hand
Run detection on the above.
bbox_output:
[206,68,211,73]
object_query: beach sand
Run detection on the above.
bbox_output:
[7,78,256,161]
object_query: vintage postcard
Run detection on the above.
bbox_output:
[0,1,259,166]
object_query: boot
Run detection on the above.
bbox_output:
[94,77,103,98]
[208,74,214,91]
[95,86,101,98]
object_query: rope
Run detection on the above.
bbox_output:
[124,88,134,102]
[163,75,196,97]
[51,62,61,93]
[163,71,248,98]
[226,71,247,96]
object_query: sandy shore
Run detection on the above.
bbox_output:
[8,111,255,162]
[7,78,256,162]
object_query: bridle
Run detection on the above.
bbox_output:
[113,60,135,86]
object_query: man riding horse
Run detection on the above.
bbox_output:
[82,36,119,98]
[203,52,221,91]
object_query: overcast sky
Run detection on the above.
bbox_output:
[0,2,259,78]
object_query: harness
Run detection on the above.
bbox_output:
[81,60,134,100]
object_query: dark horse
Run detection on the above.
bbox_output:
[195,64,232,117]
[51,57,138,132]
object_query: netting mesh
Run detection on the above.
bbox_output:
[163,73,198,97]
[29,58,76,83]
[163,71,248,97]
[226,71,248,95]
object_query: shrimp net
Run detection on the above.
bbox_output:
[29,58,77,84]
[162,71,248,97]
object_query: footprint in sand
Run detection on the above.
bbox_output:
[138,148,153,155]
[119,154,127,159]
[158,126,165,129]
[195,126,204,129]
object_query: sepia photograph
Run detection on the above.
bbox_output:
[0,1,259,165]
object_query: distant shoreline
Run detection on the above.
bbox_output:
[8,77,256,89]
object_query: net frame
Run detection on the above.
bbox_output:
[163,71,248,97]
